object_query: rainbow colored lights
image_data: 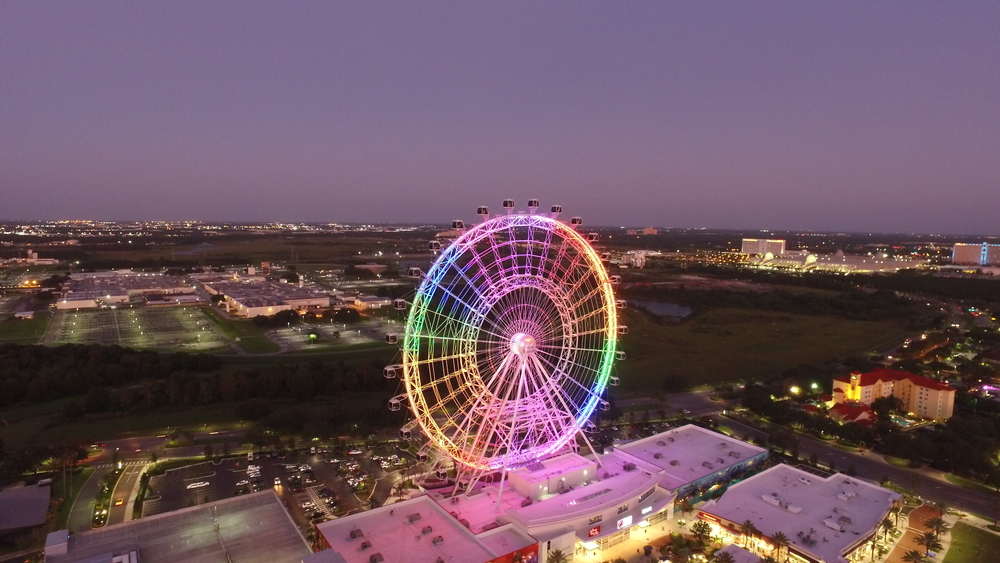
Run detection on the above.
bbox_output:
[402,213,618,470]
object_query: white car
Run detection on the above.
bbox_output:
[274,477,282,486]
[186,481,210,490]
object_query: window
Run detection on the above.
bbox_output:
[589,515,603,525]
[618,504,629,515]
[639,488,655,502]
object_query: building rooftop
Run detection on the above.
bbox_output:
[316,495,535,563]
[616,424,767,491]
[833,368,954,392]
[701,464,901,563]
[0,483,51,532]
[506,452,596,489]
[713,544,760,563]
[46,491,310,563]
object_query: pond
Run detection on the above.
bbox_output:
[628,299,693,319]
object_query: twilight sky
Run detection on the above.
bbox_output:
[2,2,998,233]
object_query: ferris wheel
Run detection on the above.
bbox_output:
[391,201,625,473]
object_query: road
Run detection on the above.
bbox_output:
[718,414,997,519]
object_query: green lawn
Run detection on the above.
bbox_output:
[55,466,95,529]
[614,307,910,392]
[943,523,1000,563]
[885,455,910,468]
[945,474,996,495]
[201,306,282,354]
[0,315,50,344]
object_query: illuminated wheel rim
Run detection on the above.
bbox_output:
[403,214,618,470]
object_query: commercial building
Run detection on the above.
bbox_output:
[315,495,538,563]
[832,368,955,421]
[203,279,330,318]
[354,295,393,310]
[752,250,927,273]
[741,239,786,256]
[45,490,310,563]
[0,482,51,537]
[699,464,901,563]
[315,425,768,562]
[952,243,1000,266]
[56,272,196,310]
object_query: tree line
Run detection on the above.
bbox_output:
[623,285,928,324]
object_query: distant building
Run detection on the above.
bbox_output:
[698,464,901,563]
[952,243,1000,266]
[354,295,392,310]
[626,227,658,235]
[741,238,786,256]
[353,263,388,275]
[0,482,51,537]
[832,367,955,420]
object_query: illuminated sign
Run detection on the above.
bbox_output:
[641,506,653,515]
[588,525,601,537]
[617,515,633,530]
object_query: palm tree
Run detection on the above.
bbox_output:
[933,499,949,518]
[924,516,950,540]
[742,519,759,550]
[770,531,790,562]
[901,550,926,563]
[915,531,942,556]
[881,517,894,542]
[547,549,568,563]
[713,552,736,563]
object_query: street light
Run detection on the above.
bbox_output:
[789,386,800,395]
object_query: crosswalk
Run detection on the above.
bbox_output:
[92,461,148,469]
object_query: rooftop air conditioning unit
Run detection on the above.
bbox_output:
[653,453,663,459]
[408,513,422,523]
[368,555,384,563]
[350,529,364,539]
[360,541,372,550]
[432,536,444,546]
[623,463,636,471]
[422,526,433,535]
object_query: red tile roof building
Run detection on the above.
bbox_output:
[832,368,955,420]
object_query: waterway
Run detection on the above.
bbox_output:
[628,299,693,319]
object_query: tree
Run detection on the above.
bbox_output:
[203,443,214,459]
[915,532,941,556]
[547,549,568,563]
[771,531,790,561]
[871,395,904,420]
[933,500,949,518]
[149,451,158,464]
[742,519,759,549]
[881,517,894,542]
[901,550,926,563]
[691,520,712,547]
[924,517,949,540]
[679,499,695,518]
[713,552,736,563]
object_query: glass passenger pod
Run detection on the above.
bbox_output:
[527,198,540,210]
[600,252,611,261]
[583,420,598,433]
[570,217,583,229]
[502,199,515,210]
[609,376,620,386]
[451,220,465,230]
[617,325,628,335]
[399,427,412,441]
[609,275,622,285]
[436,469,448,480]
[615,299,627,309]
[428,240,441,251]
[407,267,423,277]
[599,400,610,411]
[383,364,403,378]
[550,205,563,217]
[393,298,407,311]
[616,351,626,361]
[388,395,405,411]
[385,333,398,345]
[587,232,599,242]
[476,205,489,217]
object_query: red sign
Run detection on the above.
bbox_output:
[588,525,602,538]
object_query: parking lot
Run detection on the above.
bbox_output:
[144,447,409,529]
[50,306,227,350]
[267,318,403,352]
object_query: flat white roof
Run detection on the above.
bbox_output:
[616,424,766,491]
[507,452,596,487]
[317,495,534,563]
[700,464,901,563]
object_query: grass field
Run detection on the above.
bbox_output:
[55,466,95,529]
[201,306,281,354]
[945,474,996,495]
[614,306,910,392]
[943,523,1000,563]
[0,314,51,344]
[49,306,228,352]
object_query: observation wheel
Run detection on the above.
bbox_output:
[401,206,621,472]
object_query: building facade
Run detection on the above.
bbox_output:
[741,239,786,256]
[832,368,955,420]
[952,243,1000,266]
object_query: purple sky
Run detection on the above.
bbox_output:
[2,2,998,233]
